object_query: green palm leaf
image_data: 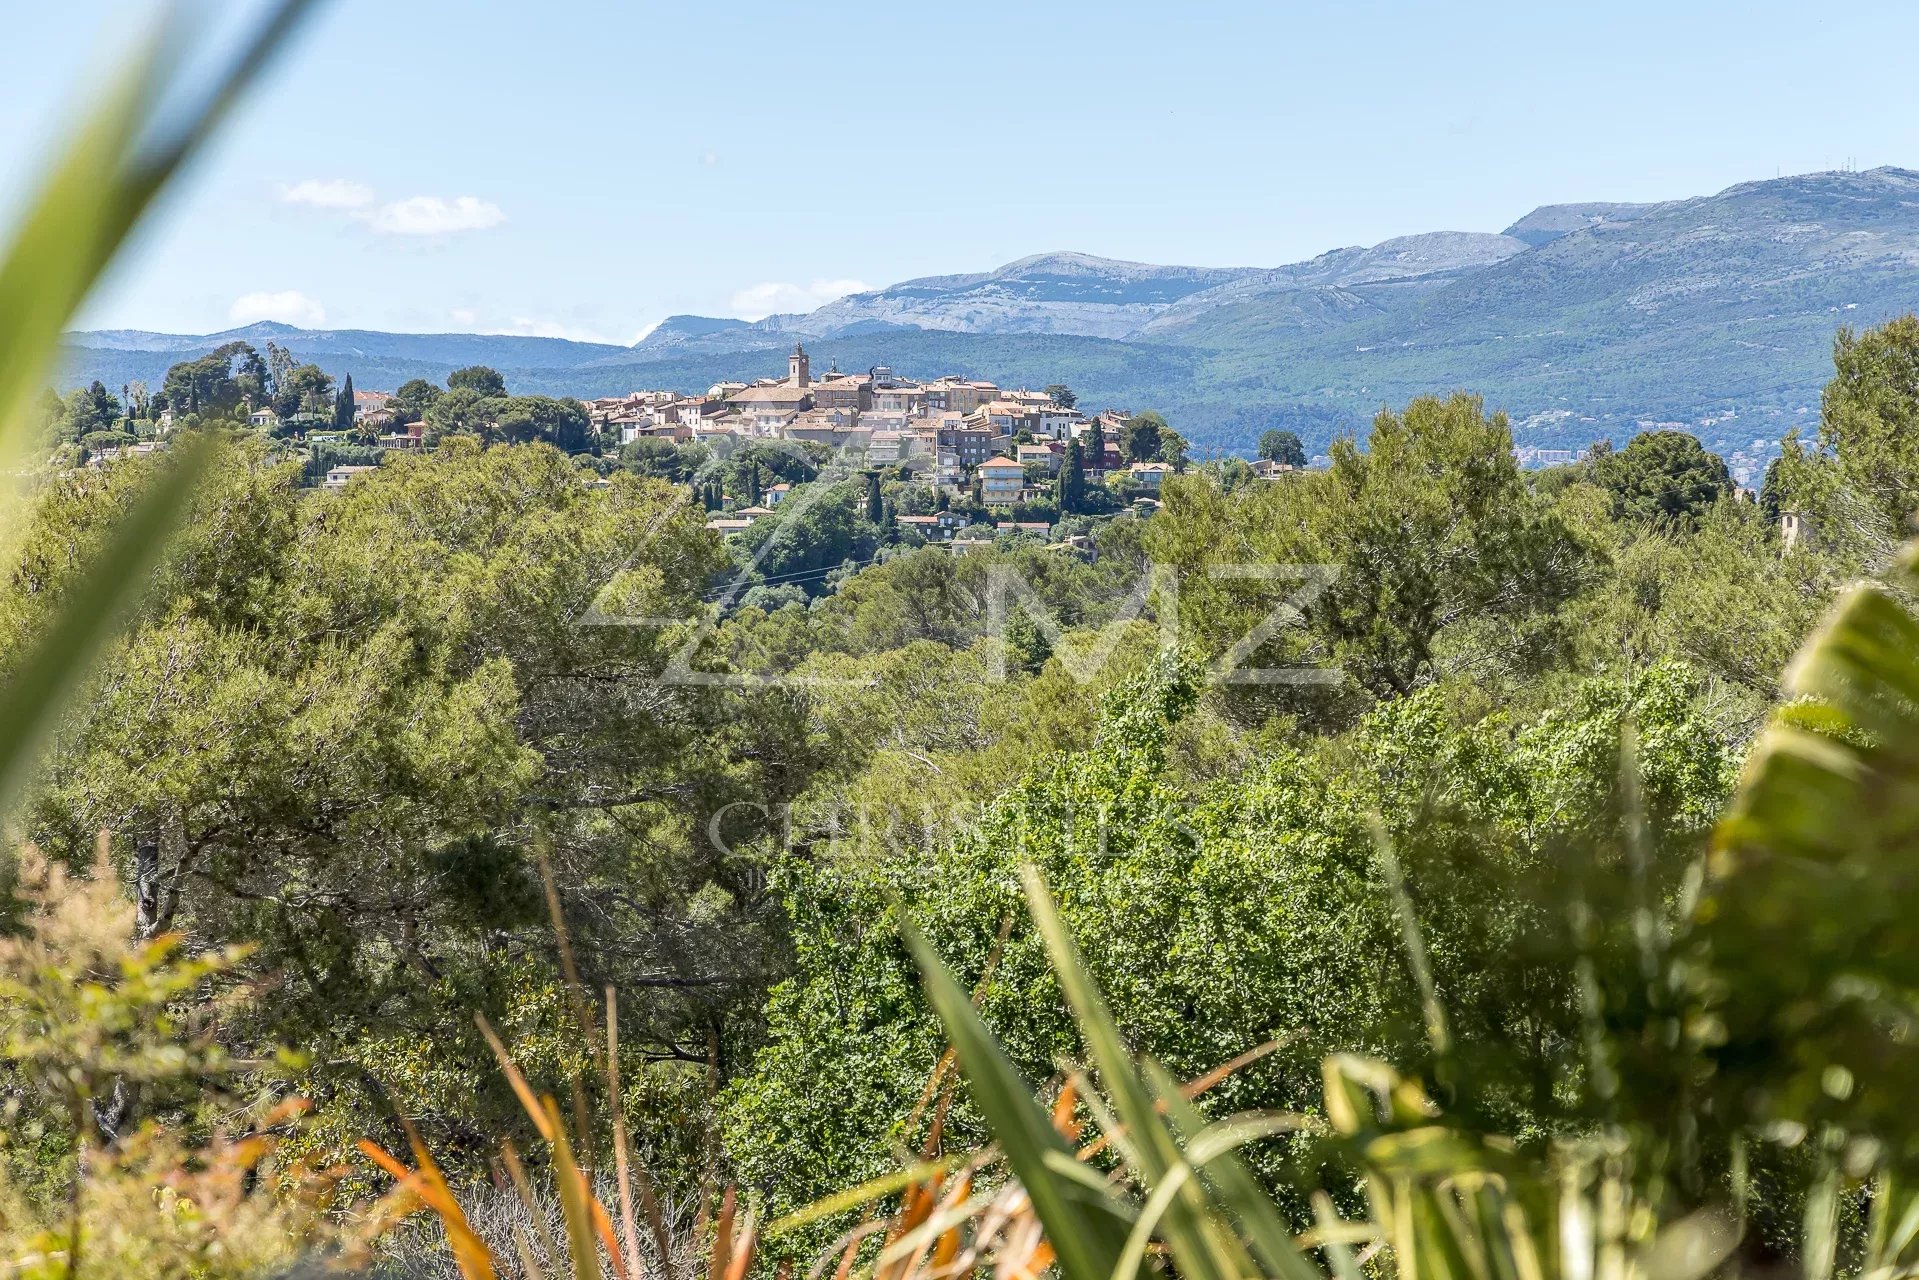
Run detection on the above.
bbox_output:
[1695,546,1919,1151]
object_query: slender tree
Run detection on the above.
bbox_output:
[334,373,356,431]
[1056,438,1086,514]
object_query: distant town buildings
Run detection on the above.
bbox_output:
[579,342,1120,509]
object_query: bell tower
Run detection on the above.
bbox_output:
[788,342,810,388]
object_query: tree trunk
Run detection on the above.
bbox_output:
[133,830,161,943]
[98,822,166,1140]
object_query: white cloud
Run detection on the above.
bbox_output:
[276,180,507,239]
[365,195,506,236]
[279,178,375,210]
[729,278,869,321]
[506,316,613,343]
[449,307,478,326]
[499,316,659,346]
[229,290,327,328]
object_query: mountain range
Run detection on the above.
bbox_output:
[62,167,1919,473]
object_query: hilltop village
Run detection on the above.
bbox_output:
[576,343,1240,540]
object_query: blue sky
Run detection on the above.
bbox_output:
[6,0,1919,341]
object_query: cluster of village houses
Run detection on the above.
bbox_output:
[582,344,1265,539]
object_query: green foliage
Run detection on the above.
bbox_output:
[268,359,332,421]
[1818,313,1919,534]
[447,364,508,398]
[332,371,355,432]
[16,441,820,1173]
[723,653,1734,1217]
[1149,394,1588,708]
[160,344,258,419]
[1120,410,1168,463]
[727,482,877,597]
[1694,538,1919,1163]
[889,868,1749,1280]
[621,435,706,482]
[389,376,443,425]
[1590,429,1734,528]
[1258,427,1306,466]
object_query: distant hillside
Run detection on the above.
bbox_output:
[61,167,1919,472]
[1133,231,1529,338]
[1163,167,1919,469]
[1500,202,1654,248]
[68,320,629,368]
[795,252,1259,339]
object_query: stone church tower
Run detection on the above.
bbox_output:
[788,342,810,388]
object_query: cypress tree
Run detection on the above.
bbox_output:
[334,374,356,431]
[864,471,883,523]
[1058,438,1085,513]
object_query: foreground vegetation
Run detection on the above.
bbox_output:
[13,6,1919,1279]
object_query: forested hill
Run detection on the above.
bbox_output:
[63,167,1919,464]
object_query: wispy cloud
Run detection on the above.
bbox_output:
[279,179,506,237]
[505,316,655,346]
[278,178,374,210]
[230,290,327,327]
[729,278,869,321]
[366,195,507,236]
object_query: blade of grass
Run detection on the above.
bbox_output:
[1147,1058,1322,1280]
[724,1206,760,1280]
[899,914,1134,1280]
[1310,1191,1367,1280]
[1368,820,1453,1079]
[711,1185,738,1280]
[1017,865,1262,1280]
[499,1142,563,1270]
[604,986,654,1280]
[542,1095,604,1280]
[768,1160,962,1239]
[539,851,600,1183]
[357,1138,499,1280]
[476,1013,557,1143]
